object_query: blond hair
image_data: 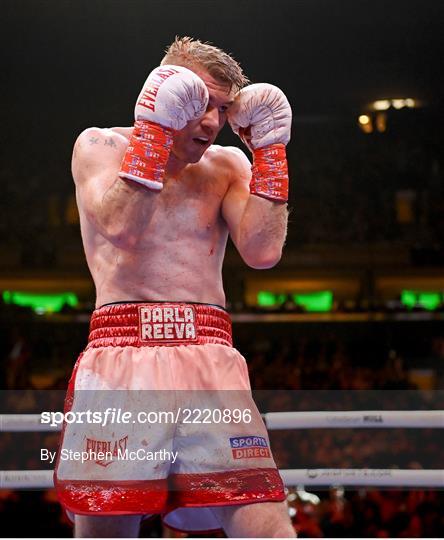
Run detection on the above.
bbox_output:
[161,36,249,92]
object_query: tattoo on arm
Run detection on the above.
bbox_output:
[105,138,117,148]
[88,136,117,148]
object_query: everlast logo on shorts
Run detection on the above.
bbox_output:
[138,304,198,344]
[85,435,128,467]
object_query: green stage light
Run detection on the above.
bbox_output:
[257,291,287,307]
[401,290,442,311]
[2,291,79,313]
[257,290,333,312]
[292,290,333,312]
[401,290,416,309]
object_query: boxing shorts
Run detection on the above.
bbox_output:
[54,301,285,533]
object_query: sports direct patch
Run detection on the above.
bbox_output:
[230,436,271,459]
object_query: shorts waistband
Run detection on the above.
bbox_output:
[87,302,233,348]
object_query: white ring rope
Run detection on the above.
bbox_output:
[1,411,442,489]
[264,410,444,429]
[280,468,444,487]
[1,470,54,489]
[0,415,60,432]
[1,468,443,490]
[1,410,443,432]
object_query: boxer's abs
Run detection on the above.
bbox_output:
[81,209,229,309]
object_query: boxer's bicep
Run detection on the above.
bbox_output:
[72,127,128,226]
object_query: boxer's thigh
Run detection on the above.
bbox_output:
[211,501,296,538]
[74,514,143,538]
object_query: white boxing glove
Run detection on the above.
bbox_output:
[228,83,292,202]
[119,65,209,190]
[134,65,209,130]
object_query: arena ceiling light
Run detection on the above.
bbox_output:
[373,99,391,111]
[370,98,419,111]
[358,114,371,125]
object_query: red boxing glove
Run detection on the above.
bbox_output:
[228,83,292,202]
[119,65,209,190]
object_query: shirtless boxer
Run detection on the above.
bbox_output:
[55,37,294,538]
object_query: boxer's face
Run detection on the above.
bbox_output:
[171,68,235,164]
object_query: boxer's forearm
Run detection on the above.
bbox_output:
[227,82,291,269]
[238,195,288,269]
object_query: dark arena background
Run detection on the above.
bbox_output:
[1,0,444,537]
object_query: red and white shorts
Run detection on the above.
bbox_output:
[54,302,285,533]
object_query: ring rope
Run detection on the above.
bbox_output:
[280,468,444,487]
[0,415,60,432]
[264,410,444,429]
[1,468,443,489]
[2,410,443,432]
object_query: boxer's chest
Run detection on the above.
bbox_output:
[146,169,228,241]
